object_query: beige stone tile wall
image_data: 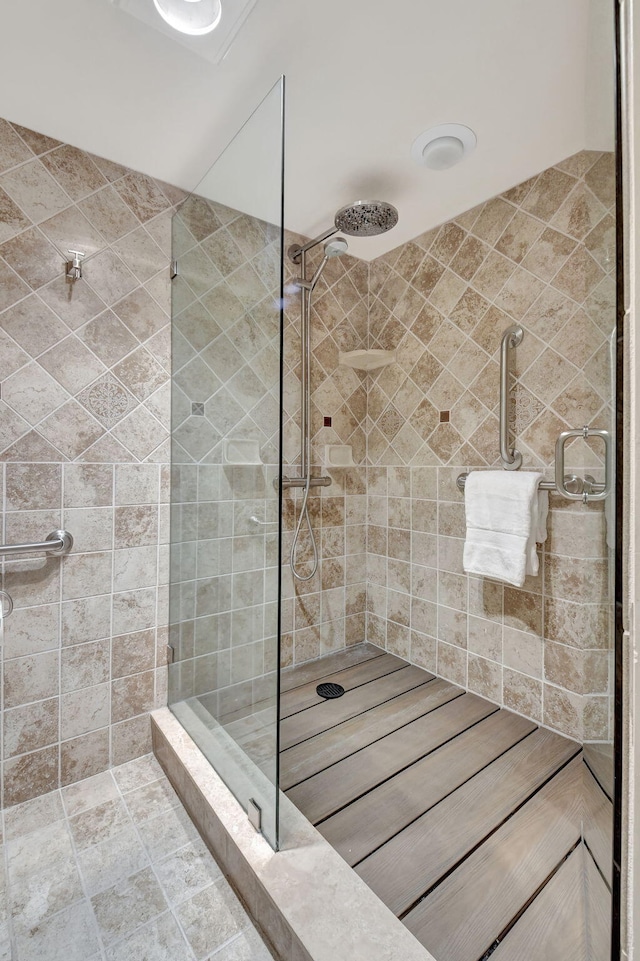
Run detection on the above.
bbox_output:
[0,113,615,815]
[280,154,615,743]
[167,195,283,723]
[365,151,616,741]
[0,117,177,804]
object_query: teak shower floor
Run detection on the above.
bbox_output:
[279,643,611,961]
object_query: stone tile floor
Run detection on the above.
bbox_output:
[0,754,274,961]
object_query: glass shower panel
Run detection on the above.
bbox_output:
[168,78,284,849]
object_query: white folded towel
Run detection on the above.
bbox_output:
[463,471,549,588]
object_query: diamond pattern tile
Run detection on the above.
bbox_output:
[0,117,183,469]
[39,334,107,394]
[0,159,70,224]
[0,116,617,745]
[41,145,107,201]
[78,185,140,243]
[0,226,63,289]
[0,118,33,172]
[2,361,69,425]
[1,294,69,354]
[38,400,104,459]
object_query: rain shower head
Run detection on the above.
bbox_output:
[334,200,399,237]
[288,202,397,265]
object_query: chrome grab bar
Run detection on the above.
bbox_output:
[0,530,74,557]
[555,427,611,502]
[499,325,524,470]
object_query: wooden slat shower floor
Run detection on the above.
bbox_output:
[280,644,586,961]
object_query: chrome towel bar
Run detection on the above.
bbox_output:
[0,530,74,557]
[456,472,606,498]
[457,423,611,502]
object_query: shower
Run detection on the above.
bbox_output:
[285,200,399,581]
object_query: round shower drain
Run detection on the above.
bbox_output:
[316,682,345,699]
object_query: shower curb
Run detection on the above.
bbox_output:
[151,707,436,961]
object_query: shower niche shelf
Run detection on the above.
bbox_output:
[223,439,262,465]
[339,349,396,371]
[325,445,355,468]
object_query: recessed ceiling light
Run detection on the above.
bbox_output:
[109,0,257,63]
[153,0,222,35]
[411,124,477,170]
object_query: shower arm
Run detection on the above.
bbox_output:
[288,226,338,264]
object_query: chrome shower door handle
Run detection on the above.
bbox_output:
[500,325,524,470]
[555,427,611,501]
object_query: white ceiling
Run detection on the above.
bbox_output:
[0,0,614,260]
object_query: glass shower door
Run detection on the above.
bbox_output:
[168,79,284,849]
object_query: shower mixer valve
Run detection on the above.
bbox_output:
[66,249,85,281]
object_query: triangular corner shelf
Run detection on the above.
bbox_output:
[338,349,396,372]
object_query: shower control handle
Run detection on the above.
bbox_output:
[278,475,332,491]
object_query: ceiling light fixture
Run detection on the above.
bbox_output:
[411,124,477,170]
[152,0,222,35]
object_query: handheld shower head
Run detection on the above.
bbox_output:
[324,237,349,257]
[334,200,398,237]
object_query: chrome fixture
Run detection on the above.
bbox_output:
[459,417,610,505]
[284,203,398,581]
[249,515,278,527]
[280,476,332,490]
[499,324,524,469]
[247,797,262,832]
[0,530,74,557]
[285,239,348,581]
[153,0,222,35]
[66,249,85,282]
[460,326,612,503]
[0,591,13,619]
[456,471,607,501]
[555,427,611,502]
[287,200,399,264]
[334,201,399,237]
